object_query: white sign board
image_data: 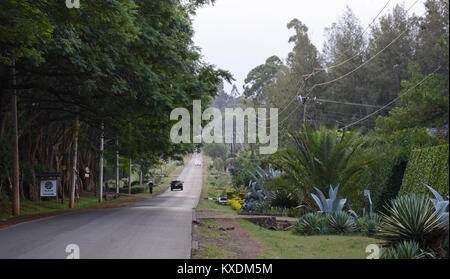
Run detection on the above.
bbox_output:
[40,180,57,197]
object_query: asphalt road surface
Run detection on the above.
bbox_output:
[0,154,203,259]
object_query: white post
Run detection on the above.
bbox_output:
[99,123,104,203]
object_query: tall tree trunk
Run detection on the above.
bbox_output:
[116,138,119,193]
[11,58,20,216]
[69,117,79,209]
[99,123,104,203]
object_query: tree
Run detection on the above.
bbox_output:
[273,125,380,196]
[213,158,224,172]
[376,62,449,139]
[204,143,228,161]
[366,4,418,107]
[243,55,282,99]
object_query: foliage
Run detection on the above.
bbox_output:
[294,213,328,235]
[400,145,449,197]
[273,125,380,197]
[241,165,278,213]
[376,63,449,138]
[227,197,243,212]
[349,128,441,213]
[357,213,382,236]
[310,185,347,213]
[328,211,357,234]
[423,183,449,229]
[380,240,428,259]
[0,0,230,203]
[269,190,299,209]
[204,144,229,161]
[378,194,448,247]
[213,158,224,172]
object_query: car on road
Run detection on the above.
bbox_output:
[170,180,184,191]
[217,197,227,205]
[194,161,202,166]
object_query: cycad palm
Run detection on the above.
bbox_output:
[273,125,380,194]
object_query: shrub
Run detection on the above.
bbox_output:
[400,145,449,197]
[378,194,448,247]
[295,213,326,235]
[269,190,299,209]
[357,213,382,236]
[213,158,225,172]
[380,240,428,259]
[328,211,356,234]
[227,197,243,212]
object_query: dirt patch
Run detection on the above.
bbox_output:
[192,218,260,259]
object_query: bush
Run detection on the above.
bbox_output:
[380,240,427,259]
[295,213,328,235]
[328,211,357,234]
[400,144,449,198]
[227,197,243,212]
[378,194,448,247]
[269,190,299,209]
[357,213,382,236]
[213,158,224,172]
[349,128,440,214]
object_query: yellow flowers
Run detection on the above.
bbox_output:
[227,198,243,212]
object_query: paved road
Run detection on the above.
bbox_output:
[0,154,203,259]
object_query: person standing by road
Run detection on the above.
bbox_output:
[148,181,154,194]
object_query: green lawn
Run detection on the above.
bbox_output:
[239,219,381,259]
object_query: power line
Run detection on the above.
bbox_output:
[254,0,399,124]
[340,66,441,130]
[275,0,422,126]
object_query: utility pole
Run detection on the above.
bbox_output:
[302,98,308,125]
[11,58,20,216]
[69,117,80,209]
[128,158,132,194]
[116,137,119,194]
[99,123,104,203]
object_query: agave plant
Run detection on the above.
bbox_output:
[380,240,429,259]
[310,185,347,213]
[241,165,277,213]
[328,211,356,234]
[378,194,448,247]
[295,213,326,235]
[422,183,449,229]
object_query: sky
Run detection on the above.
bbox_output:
[192,0,427,94]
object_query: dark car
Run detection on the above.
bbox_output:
[170,180,183,191]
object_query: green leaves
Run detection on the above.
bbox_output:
[378,194,447,247]
[273,125,380,195]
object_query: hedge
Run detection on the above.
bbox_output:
[400,144,449,197]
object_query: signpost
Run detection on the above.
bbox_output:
[37,173,63,206]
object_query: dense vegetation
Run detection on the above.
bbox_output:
[0,0,230,212]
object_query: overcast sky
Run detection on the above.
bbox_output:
[192,0,426,94]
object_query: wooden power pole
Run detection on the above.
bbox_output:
[69,117,79,209]
[11,59,20,216]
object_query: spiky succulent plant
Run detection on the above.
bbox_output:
[310,185,347,213]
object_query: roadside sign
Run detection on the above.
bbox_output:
[40,180,57,197]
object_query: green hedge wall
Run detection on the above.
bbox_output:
[400,144,449,197]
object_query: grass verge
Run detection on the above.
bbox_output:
[238,219,381,259]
